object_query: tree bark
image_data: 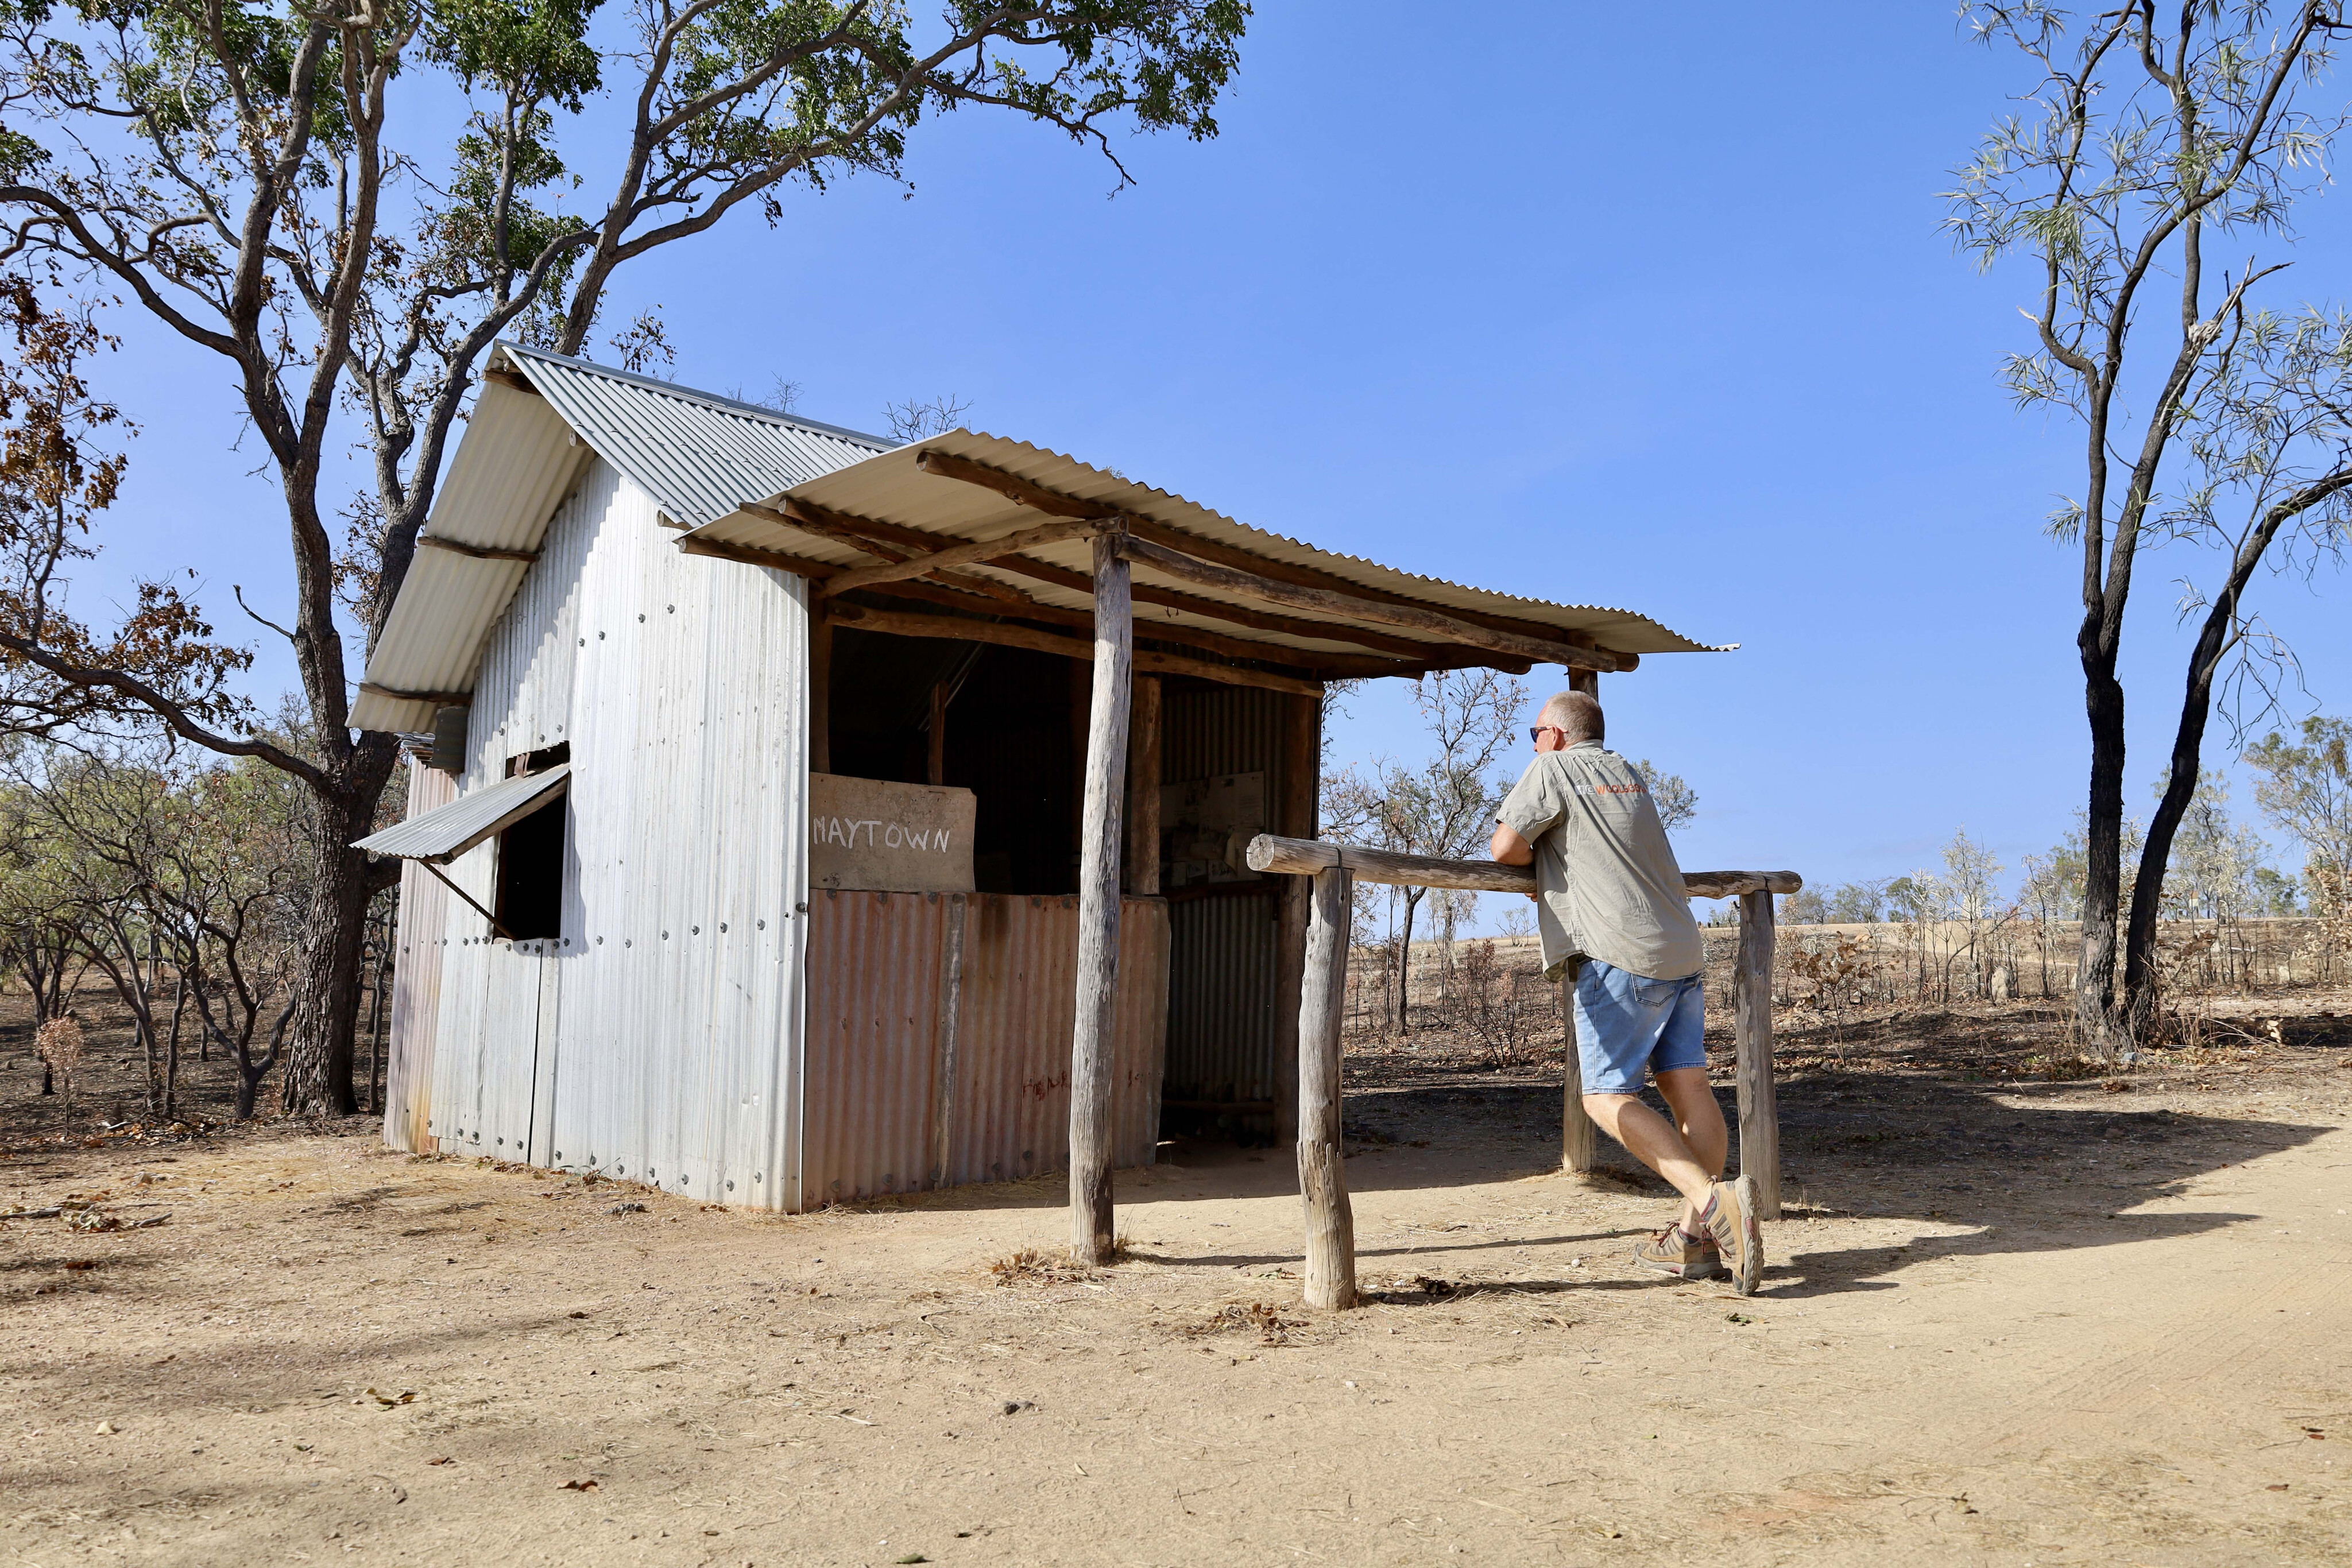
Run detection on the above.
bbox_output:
[277,754,396,1116]
[2075,651,2129,1050]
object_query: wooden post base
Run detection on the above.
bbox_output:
[1297,864,1357,1310]
[1559,964,1596,1173]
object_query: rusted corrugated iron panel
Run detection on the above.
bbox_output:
[800,889,947,1206]
[950,893,1166,1187]
[1162,684,1283,1108]
[1164,891,1279,1105]
[384,759,455,1153]
[801,891,1166,1205]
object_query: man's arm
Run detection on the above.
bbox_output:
[1490,818,1534,866]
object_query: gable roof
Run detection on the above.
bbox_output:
[350,344,887,733]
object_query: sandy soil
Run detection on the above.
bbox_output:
[5,996,2351,1566]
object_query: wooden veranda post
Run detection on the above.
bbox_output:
[808,612,832,773]
[1297,864,1358,1309]
[1069,526,1134,1265]
[1126,675,1161,895]
[1560,971,1596,1173]
[1735,889,1781,1218]
[1273,692,1320,1146]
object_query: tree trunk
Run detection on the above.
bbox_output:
[2075,652,2129,1050]
[277,773,390,1117]
[1394,889,1419,1035]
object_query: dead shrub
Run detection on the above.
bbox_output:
[988,1247,1097,1287]
[1188,1302,1295,1345]
[36,1015,84,1104]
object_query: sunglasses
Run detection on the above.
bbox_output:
[1529,725,1565,745]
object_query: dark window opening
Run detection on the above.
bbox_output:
[507,741,570,776]
[494,797,566,940]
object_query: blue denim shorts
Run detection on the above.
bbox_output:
[1571,959,1706,1094]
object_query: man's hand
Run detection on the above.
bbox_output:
[1490,819,1533,866]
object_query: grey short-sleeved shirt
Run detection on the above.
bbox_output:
[1496,741,1703,984]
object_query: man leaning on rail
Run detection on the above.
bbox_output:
[1488,690,1763,1296]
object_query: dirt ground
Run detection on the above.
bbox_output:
[5,992,2352,1566]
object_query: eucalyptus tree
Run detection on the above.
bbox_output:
[0,0,1251,1114]
[1321,668,1526,1032]
[1947,1,2352,1048]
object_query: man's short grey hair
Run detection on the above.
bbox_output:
[1538,690,1604,744]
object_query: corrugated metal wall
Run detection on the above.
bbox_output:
[1161,685,1288,1108]
[383,760,454,1153]
[803,890,1167,1206]
[421,459,811,1208]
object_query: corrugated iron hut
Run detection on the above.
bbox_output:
[355,344,1720,1228]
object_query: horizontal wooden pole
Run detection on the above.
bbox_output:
[1116,536,1632,675]
[418,535,540,564]
[915,447,1623,656]
[1683,869,1805,899]
[359,680,472,708]
[831,605,1324,698]
[816,518,1098,598]
[482,368,540,397]
[1244,834,1800,898]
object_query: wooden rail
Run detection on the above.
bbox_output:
[1243,832,1800,1310]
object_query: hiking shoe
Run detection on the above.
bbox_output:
[1633,1224,1722,1281]
[1699,1173,1764,1296]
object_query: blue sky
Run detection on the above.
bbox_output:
[79,2,2352,917]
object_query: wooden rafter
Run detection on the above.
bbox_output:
[1115,535,1631,674]
[828,603,1322,698]
[913,447,1634,659]
[418,535,540,564]
[359,680,471,707]
[815,518,1100,598]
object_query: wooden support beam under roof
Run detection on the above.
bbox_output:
[914,447,1635,661]
[1116,535,1634,674]
[730,493,1558,675]
[417,535,540,564]
[360,680,471,707]
[814,517,1100,597]
[827,602,1324,697]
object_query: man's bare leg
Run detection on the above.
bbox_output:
[1653,1067,1727,1232]
[1583,1065,1727,1232]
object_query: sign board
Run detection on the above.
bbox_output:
[1160,771,1266,886]
[808,773,977,894]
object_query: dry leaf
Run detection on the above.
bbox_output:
[559,1478,599,1492]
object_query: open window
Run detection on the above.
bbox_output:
[494,744,570,940]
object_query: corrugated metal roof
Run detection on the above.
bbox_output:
[352,763,570,863]
[684,429,1732,666]
[351,344,888,733]
[499,342,888,529]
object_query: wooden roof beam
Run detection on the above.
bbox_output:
[1115,535,1633,673]
[847,579,1480,681]
[814,517,1100,598]
[418,535,540,564]
[914,447,1630,656]
[827,602,1324,698]
[989,552,1522,668]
